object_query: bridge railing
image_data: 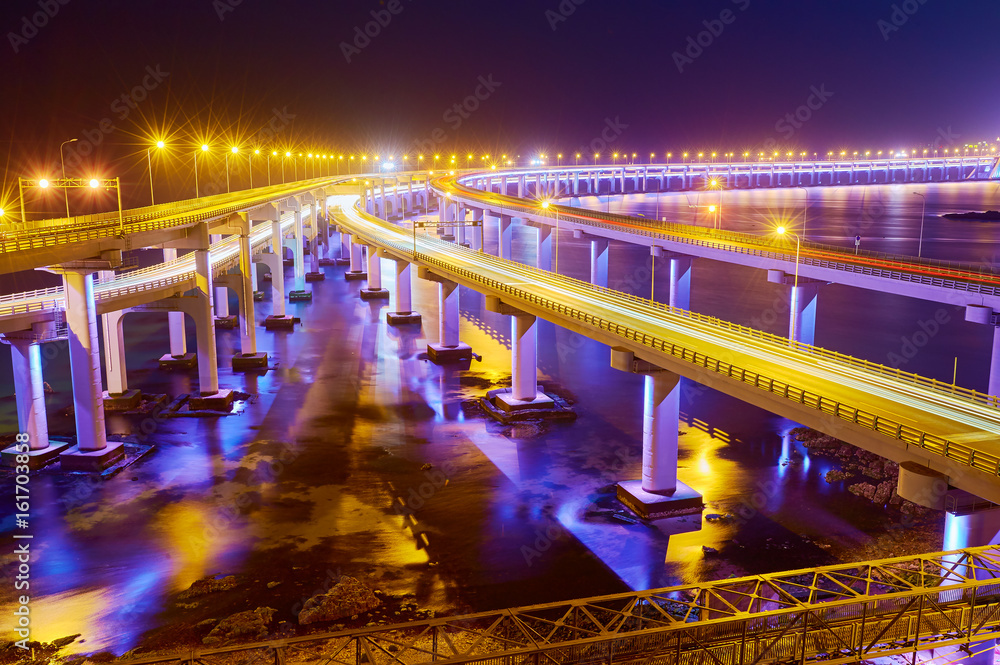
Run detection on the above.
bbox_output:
[115,546,1000,665]
[442,176,1000,285]
[0,177,340,256]
[340,206,1000,479]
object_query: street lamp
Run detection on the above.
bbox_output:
[146,140,164,206]
[59,138,78,217]
[775,226,801,343]
[542,200,559,273]
[195,144,209,198]
[250,149,259,189]
[226,146,239,193]
[913,191,927,258]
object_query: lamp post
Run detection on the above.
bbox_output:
[226,146,239,193]
[146,140,164,206]
[250,149,258,189]
[913,191,927,258]
[60,138,78,217]
[195,144,208,198]
[542,200,559,273]
[796,186,809,240]
[776,226,801,343]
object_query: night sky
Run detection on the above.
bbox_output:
[1,0,997,210]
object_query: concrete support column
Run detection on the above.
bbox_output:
[471,208,484,252]
[236,227,261,359]
[517,176,525,198]
[669,256,692,310]
[511,313,538,400]
[499,214,512,260]
[537,225,552,271]
[642,371,681,493]
[194,246,220,395]
[359,247,389,300]
[349,238,365,275]
[62,270,106,452]
[379,180,388,217]
[10,338,49,450]
[269,220,286,317]
[789,282,820,346]
[424,273,471,361]
[211,235,230,319]
[163,247,187,355]
[590,238,609,288]
[990,327,1000,397]
[386,259,421,325]
[456,204,467,245]
[573,171,580,195]
[101,307,128,395]
[293,209,306,293]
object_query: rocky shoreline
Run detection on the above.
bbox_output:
[942,210,1000,222]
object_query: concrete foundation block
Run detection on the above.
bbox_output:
[215,315,238,329]
[158,353,197,369]
[616,479,704,520]
[289,290,312,302]
[232,352,269,371]
[59,441,126,472]
[263,315,299,330]
[305,272,326,282]
[359,288,390,301]
[188,389,235,412]
[387,311,422,325]
[102,389,142,412]
[344,271,368,281]
[2,439,73,470]
[427,342,473,363]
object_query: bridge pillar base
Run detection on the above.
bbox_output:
[214,315,238,329]
[359,288,390,301]
[897,461,948,509]
[387,311,421,325]
[158,352,197,369]
[59,440,126,472]
[305,271,325,282]
[263,315,299,330]
[232,352,269,371]
[289,290,313,302]
[253,291,265,302]
[617,479,704,520]
[2,439,73,470]
[189,389,235,412]
[102,389,142,412]
[344,271,368,281]
[427,342,473,363]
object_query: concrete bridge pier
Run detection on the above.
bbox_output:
[158,247,194,367]
[289,203,311,301]
[219,213,268,369]
[498,214,513,260]
[517,176,525,198]
[470,208,484,252]
[100,305,141,411]
[668,254,693,310]
[537,225,552,271]
[0,329,73,469]
[420,268,472,362]
[590,237,609,288]
[768,270,821,345]
[483,296,556,414]
[54,265,124,470]
[611,347,703,519]
[256,249,295,330]
[337,225,352,265]
[344,235,368,281]
[386,257,421,325]
[210,234,235,328]
[305,195,325,282]
[360,245,389,300]
[964,306,1000,396]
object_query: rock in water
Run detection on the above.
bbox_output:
[298,576,382,625]
[202,607,275,645]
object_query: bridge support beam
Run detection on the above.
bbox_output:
[768,271,822,345]
[360,246,389,300]
[418,268,472,362]
[611,347,703,519]
[289,206,311,301]
[386,258,421,325]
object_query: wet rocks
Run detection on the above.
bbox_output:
[202,607,276,645]
[178,575,240,599]
[298,576,382,625]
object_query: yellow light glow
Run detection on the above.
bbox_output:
[201,144,209,151]
[541,201,550,209]
[708,205,716,212]
[776,226,787,235]
[254,149,260,155]
[156,140,165,149]
[38,179,49,189]
[0,208,5,217]
[272,151,277,156]
[285,152,291,157]
[231,146,239,154]
[89,179,99,188]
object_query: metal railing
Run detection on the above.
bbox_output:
[118,546,1000,665]
[337,204,1000,480]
